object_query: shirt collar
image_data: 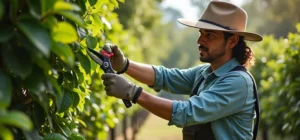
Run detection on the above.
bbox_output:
[201,58,241,78]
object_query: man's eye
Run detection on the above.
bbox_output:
[208,33,215,38]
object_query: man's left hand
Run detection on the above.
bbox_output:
[101,73,142,101]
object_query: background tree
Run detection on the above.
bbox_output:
[115,0,171,65]
[243,0,300,38]
[250,24,300,139]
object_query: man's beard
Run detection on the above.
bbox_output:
[198,44,226,62]
[199,45,213,62]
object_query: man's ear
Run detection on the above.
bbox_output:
[228,35,239,49]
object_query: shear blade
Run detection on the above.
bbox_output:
[87,48,104,65]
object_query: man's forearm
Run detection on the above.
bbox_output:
[125,60,172,120]
[137,90,173,121]
[126,60,156,86]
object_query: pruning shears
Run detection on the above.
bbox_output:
[86,47,132,108]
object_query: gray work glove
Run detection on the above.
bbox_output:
[101,73,142,102]
[101,43,128,73]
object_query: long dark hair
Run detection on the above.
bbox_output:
[224,32,254,69]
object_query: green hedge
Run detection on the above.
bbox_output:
[251,24,300,139]
[0,0,142,139]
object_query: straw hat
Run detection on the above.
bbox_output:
[178,0,263,42]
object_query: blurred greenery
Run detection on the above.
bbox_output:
[115,0,171,65]
[244,0,300,38]
[250,25,300,139]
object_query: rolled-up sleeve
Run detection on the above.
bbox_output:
[151,65,197,94]
[168,72,250,127]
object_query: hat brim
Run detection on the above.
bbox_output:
[178,18,263,42]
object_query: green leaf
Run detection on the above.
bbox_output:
[73,65,84,84]
[76,0,86,15]
[44,133,67,140]
[10,0,18,20]
[0,111,33,130]
[0,126,13,140]
[59,123,71,137]
[69,119,76,129]
[56,89,73,113]
[52,42,75,67]
[41,0,55,15]
[22,67,50,113]
[91,14,102,36]
[0,0,4,21]
[2,46,33,79]
[72,70,79,87]
[71,88,85,112]
[85,20,92,24]
[110,0,119,8]
[0,69,12,108]
[47,75,62,95]
[31,93,49,116]
[15,32,40,56]
[56,11,85,27]
[76,52,91,74]
[105,117,115,128]
[70,132,85,140]
[22,129,43,140]
[27,0,41,18]
[22,67,46,93]
[52,22,78,44]
[0,25,14,42]
[32,102,46,128]
[43,15,58,28]
[63,71,76,89]
[72,91,80,107]
[73,42,81,52]
[58,72,64,85]
[53,1,80,11]
[17,19,51,57]
[88,0,97,6]
[34,57,51,72]
[77,27,86,40]
[86,35,98,49]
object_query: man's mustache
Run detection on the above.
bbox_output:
[199,45,208,51]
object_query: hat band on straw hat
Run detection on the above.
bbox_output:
[199,19,233,30]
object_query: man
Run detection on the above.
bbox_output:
[101,1,262,139]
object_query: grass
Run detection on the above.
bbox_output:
[135,113,182,140]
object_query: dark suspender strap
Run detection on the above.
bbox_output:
[190,77,205,97]
[230,66,260,140]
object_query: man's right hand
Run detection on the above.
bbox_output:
[101,43,128,73]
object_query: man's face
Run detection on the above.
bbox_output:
[197,29,229,63]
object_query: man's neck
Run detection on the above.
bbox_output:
[210,56,232,71]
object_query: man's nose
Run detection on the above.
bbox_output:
[197,36,205,45]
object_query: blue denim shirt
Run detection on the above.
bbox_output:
[151,58,256,140]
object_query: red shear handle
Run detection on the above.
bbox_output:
[100,51,114,58]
